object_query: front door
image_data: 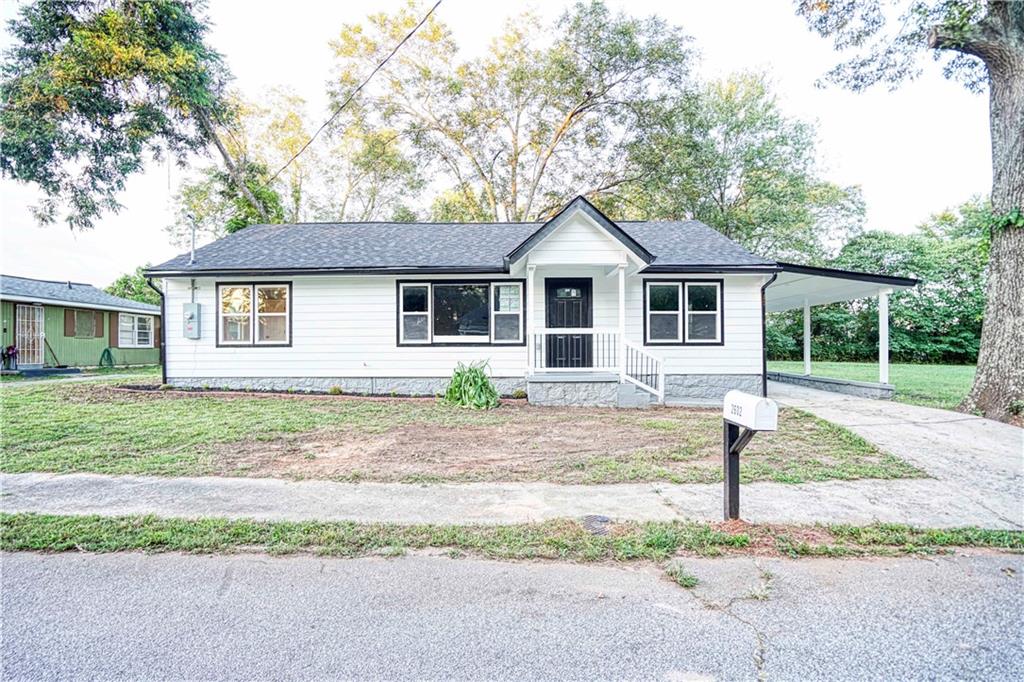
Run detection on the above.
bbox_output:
[15,304,44,367]
[545,278,593,368]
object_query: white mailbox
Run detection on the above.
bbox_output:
[723,391,778,432]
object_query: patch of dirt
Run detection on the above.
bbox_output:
[209,405,720,482]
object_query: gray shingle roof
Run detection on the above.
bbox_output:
[147,217,773,275]
[0,275,160,313]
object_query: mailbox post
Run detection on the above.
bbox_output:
[722,391,779,520]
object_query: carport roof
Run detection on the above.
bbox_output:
[766,263,918,313]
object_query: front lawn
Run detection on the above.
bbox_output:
[0,365,161,383]
[768,361,975,410]
[0,381,923,485]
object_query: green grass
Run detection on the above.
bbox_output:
[769,361,975,410]
[0,382,508,477]
[1,514,1019,561]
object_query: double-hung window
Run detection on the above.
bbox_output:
[645,280,722,344]
[118,313,154,348]
[398,281,524,345]
[685,282,721,343]
[646,283,682,343]
[218,283,290,346]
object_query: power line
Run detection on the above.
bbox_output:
[264,0,443,187]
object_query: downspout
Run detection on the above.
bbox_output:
[145,277,167,385]
[760,272,779,398]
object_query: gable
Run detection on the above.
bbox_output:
[505,196,653,267]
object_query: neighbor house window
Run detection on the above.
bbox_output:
[397,280,524,345]
[685,282,721,343]
[646,283,681,343]
[74,310,96,338]
[118,313,154,348]
[218,283,291,346]
[645,280,723,345]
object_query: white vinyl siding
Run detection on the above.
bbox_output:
[162,272,765,381]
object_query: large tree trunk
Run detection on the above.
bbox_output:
[961,46,1024,421]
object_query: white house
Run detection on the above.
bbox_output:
[146,196,916,407]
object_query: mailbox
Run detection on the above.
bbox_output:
[721,390,778,521]
[723,390,778,432]
[183,302,201,339]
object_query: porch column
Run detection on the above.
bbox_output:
[527,264,537,374]
[803,300,811,376]
[878,288,890,384]
[617,264,626,380]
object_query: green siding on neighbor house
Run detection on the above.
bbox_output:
[2,300,160,368]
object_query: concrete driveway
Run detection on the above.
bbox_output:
[769,381,1023,529]
[2,551,1021,680]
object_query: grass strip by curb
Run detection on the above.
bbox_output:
[2,514,1020,562]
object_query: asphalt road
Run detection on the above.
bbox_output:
[2,551,1021,681]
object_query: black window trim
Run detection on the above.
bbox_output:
[395,278,527,347]
[215,281,293,348]
[642,278,725,347]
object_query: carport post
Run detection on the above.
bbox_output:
[803,300,811,375]
[878,288,891,384]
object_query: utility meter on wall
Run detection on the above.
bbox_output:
[183,302,201,339]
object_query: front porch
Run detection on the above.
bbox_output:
[521,262,665,407]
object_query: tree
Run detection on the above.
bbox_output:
[611,72,865,261]
[0,0,272,228]
[768,198,990,365]
[329,0,694,221]
[106,266,162,307]
[796,1,1023,420]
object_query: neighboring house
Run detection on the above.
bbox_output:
[146,196,915,406]
[0,274,161,369]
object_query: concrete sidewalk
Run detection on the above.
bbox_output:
[2,470,1020,528]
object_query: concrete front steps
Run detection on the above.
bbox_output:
[526,372,656,408]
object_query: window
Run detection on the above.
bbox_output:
[74,310,96,338]
[118,313,154,348]
[433,284,489,342]
[685,282,721,343]
[492,282,523,343]
[399,283,430,344]
[645,280,722,345]
[397,280,524,345]
[217,283,290,346]
[646,283,681,343]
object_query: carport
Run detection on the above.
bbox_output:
[765,263,918,398]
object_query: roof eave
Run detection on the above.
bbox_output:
[144,265,511,278]
[775,262,919,287]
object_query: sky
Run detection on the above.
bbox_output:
[0,0,991,286]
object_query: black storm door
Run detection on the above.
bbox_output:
[544,278,593,368]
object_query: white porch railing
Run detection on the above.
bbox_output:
[623,340,664,402]
[528,329,664,402]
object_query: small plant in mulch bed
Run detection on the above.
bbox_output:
[442,361,500,409]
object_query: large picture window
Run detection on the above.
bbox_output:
[645,280,722,345]
[118,313,154,348]
[397,280,524,345]
[217,283,291,346]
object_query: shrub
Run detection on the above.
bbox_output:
[328,386,343,395]
[511,388,527,400]
[442,361,500,409]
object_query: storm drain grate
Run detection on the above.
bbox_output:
[582,514,613,536]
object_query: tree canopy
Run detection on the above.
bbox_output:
[0,0,233,229]
[106,265,161,307]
